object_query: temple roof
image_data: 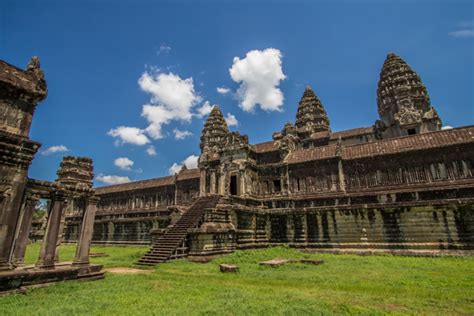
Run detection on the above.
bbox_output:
[95,176,176,195]
[287,125,474,163]
[252,140,278,153]
[295,86,330,133]
[330,127,374,140]
[95,168,201,195]
[0,58,47,100]
[176,168,200,180]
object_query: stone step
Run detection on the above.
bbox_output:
[137,195,221,266]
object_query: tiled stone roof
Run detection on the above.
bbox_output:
[287,126,474,163]
[95,168,201,195]
[343,126,474,159]
[177,168,200,180]
[252,141,278,153]
[330,127,374,140]
[287,144,338,163]
[95,176,175,195]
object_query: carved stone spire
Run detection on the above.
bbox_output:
[295,86,330,134]
[200,106,229,153]
[376,53,441,138]
[56,156,94,190]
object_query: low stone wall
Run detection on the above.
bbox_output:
[63,210,173,245]
[234,203,474,251]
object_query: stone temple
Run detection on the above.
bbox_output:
[65,53,473,265]
[0,53,473,275]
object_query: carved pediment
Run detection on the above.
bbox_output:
[394,103,422,127]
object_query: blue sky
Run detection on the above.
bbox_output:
[2,0,473,186]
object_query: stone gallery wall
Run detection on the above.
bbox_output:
[63,210,173,245]
[233,203,474,251]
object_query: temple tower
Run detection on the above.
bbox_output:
[199,106,229,154]
[375,53,442,139]
[0,57,47,270]
[198,106,229,196]
[295,86,330,139]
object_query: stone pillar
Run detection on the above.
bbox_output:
[36,191,66,269]
[210,171,216,194]
[239,170,245,196]
[73,196,100,266]
[0,176,29,271]
[338,159,346,192]
[199,169,206,196]
[302,214,308,243]
[55,199,71,262]
[219,171,226,195]
[251,213,257,242]
[11,194,39,267]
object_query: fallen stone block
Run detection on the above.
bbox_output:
[259,259,290,267]
[219,264,239,273]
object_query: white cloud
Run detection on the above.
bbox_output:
[146,145,157,156]
[216,86,230,94]
[225,113,238,126]
[173,129,193,140]
[96,174,131,185]
[114,157,134,171]
[158,44,171,55]
[182,154,199,168]
[229,48,286,112]
[196,100,214,118]
[449,29,474,38]
[139,72,201,139]
[168,163,182,175]
[108,126,150,146]
[441,125,454,130]
[168,154,199,175]
[41,145,69,156]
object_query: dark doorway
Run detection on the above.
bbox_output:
[273,179,281,192]
[230,175,238,195]
[407,128,416,135]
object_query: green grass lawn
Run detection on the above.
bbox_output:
[1,244,473,315]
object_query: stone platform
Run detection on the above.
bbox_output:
[0,263,104,294]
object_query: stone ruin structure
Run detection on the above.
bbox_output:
[54,52,474,265]
[65,52,473,265]
[0,57,103,292]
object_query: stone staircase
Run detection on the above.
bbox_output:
[137,195,221,266]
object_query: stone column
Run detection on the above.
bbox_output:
[210,171,216,194]
[199,169,206,196]
[73,196,100,266]
[11,194,39,267]
[55,199,71,262]
[36,191,66,269]
[0,179,28,271]
[338,159,346,192]
[251,213,257,243]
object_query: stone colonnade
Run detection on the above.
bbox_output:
[7,189,99,271]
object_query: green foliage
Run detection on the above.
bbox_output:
[1,244,473,315]
[32,209,46,220]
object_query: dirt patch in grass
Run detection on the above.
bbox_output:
[379,303,407,312]
[104,267,151,274]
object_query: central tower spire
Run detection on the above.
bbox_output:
[295,86,330,135]
[375,52,441,138]
[200,106,229,153]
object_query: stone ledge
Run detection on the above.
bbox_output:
[0,263,104,293]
